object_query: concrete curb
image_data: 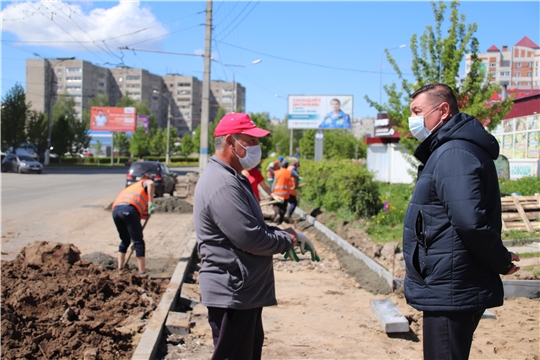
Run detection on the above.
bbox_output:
[131,233,198,360]
[294,207,540,298]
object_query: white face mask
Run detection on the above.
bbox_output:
[232,135,262,170]
[408,104,442,142]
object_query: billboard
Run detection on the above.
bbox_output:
[90,107,137,132]
[137,115,149,133]
[288,95,353,129]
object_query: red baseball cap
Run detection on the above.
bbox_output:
[214,113,270,137]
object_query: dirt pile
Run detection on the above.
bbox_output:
[1,241,169,360]
[154,197,193,213]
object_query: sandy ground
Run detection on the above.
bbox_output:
[2,192,539,359]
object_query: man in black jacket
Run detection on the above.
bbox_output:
[403,83,520,360]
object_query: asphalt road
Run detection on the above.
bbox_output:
[1,165,198,261]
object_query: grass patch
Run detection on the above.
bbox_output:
[502,230,540,242]
[515,252,540,259]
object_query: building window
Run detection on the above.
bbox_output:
[66,67,82,73]
[74,102,81,106]
[126,84,140,88]
[66,76,82,82]
[527,72,532,77]
[66,85,81,90]
[515,72,521,77]
[56,68,62,74]
[177,98,190,102]
[57,86,62,91]
[490,62,496,67]
[177,83,190,87]
[98,82,105,87]
[126,75,140,80]
[500,71,510,76]
[516,62,521,68]
[501,61,510,67]
[222,88,232,93]
[177,90,191,95]
[527,62,532,67]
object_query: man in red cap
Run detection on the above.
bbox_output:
[193,113,298,360]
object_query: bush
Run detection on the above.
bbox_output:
[300,160,381,219]
[499,176,540,196]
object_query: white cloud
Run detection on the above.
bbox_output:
[1,0,169,52]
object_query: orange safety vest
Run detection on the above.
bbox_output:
[287,165,297,196]
[273,168,292,200]
[112,180,149,218]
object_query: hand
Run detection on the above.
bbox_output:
[506,252,520,275]
[148,202,156,215]
[283,228,298,246]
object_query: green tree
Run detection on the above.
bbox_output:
[52,94,88,156]
[180,133,195,159]
[248,112,272,159]
[364,0,513,155]
[149,128,166,156]
[114,132,131,163]
[51,115,72,160]
[130,127,150,159]
[1,83,28,150]
[299,130,316,159]
[298,129,365,160]
[25,110,48,154]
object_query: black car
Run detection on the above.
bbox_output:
[1,154,43,174]
[126,161,176,197]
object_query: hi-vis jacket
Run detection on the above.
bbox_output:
[112,180,150,219]
[273,168,294,199]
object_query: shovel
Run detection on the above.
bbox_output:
[124,215,151,266]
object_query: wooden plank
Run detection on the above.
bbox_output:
[504,222,540,230]
[502,212,540,221]
[370,298,409,333]
[511,193,534,232]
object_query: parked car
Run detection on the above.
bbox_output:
[1,154,43,174]
[125,161,177,197]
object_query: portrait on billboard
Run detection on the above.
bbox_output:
[319,98,351,128]
[90,107,136,132]
[93,109,108,128]
[288,95,353,129]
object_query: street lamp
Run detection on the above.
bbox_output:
[221,59,262,112]
[379,44,406,105]
[153,90,171,164]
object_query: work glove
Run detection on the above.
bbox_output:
[148,202,157,215]
[297,233,320,262]
[283,247,300,262]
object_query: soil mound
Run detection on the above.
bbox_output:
[154,197,193,213]
[1,241,169,360]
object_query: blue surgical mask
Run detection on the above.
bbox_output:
[232,135,262,170]
[408,105,441,142]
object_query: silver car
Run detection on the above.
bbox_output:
[1,154,43,174]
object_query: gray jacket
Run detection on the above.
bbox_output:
[193,156,294,309]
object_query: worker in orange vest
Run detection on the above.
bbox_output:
[112,173,156,275]
[286,158,301,220]
[272,159,294,224]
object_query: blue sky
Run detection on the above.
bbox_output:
[2,1,539,121]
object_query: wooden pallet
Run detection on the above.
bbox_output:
[501,193,540,232]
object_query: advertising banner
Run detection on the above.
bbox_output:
[90,107,136,132]
[288,95,353,129]
[137,115,149,133]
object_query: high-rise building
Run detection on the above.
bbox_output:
[26,58,240,136]
[209,80,246,122]
[466,36,540,92]
[26,58,109,119]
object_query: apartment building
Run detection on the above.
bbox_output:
[466,36,540,91]
[209,80,246,122]
[26,58,240,136]
[162,74,202,136]
[26,58,110,118]
[351,117,375,139]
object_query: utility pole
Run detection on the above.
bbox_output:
[199,0,212,174]
[45,60,53,165]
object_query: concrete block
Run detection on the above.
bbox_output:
[370,298,409,333]
[179,283,201,308]
[165,311,192,335]
[482,309,496,320]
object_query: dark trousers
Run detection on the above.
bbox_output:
[287,195,298,216]
[272,200,289,224]
[423,309,484,360]
[112,205,145,257]
[207,307,264,360]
